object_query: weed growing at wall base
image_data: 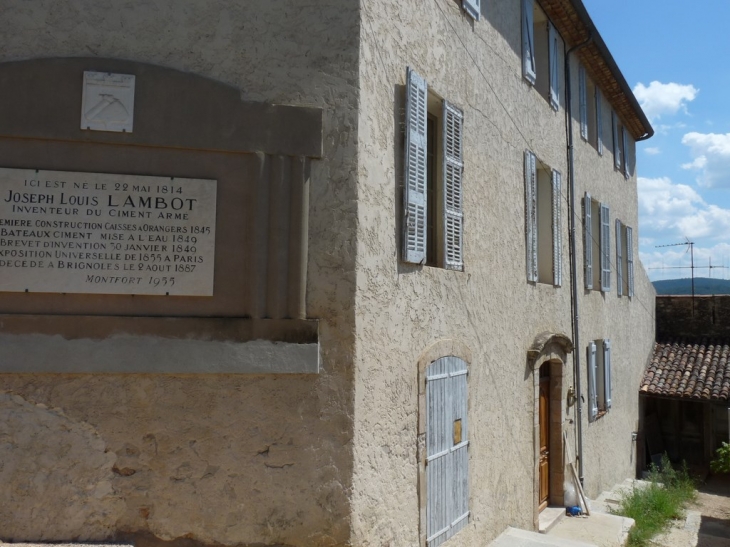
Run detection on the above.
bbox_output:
[614,455,696,547]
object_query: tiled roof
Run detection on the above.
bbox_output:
[641,339,730,402]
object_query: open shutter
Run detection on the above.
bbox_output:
[612,111,621,170]
[443,101,464,271]
[587,342,598,422]
[525,151,538,282]
[600,203,611,292]
[552,170,562,286]
[522,0,536,85]
[626,226,634,297]
[579,65,588,140]
[615,219,623,297]
[622,127,629,179]
[596,88,604,155]
[603,340,612,410]
[548,23,560,110]
[463,0,480,20]
[403,68,428,264]
[584,193,593,290]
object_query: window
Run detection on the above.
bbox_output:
[425,356,469,546]
[579,65,602,153]
[615,220,634,297]
[611,110,633,178]
[403,68,464,270]
[583,193,610,292]
[587,339,612,421]
[462,0,480,20]
[522,0,562,110]
[525,151,562,285]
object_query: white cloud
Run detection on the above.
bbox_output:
[644,147,661,155]
[633,81,698,121]
[638,176,704,233]
[681,132,730,187]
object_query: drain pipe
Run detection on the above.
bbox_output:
[565,33,592,485]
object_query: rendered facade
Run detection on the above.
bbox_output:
[0,1,655,546]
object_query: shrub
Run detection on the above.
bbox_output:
[711,442,730,474]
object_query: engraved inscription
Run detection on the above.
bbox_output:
[0,168,216,296]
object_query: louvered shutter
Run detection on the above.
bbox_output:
[584,193,593,290]
[587,342,598,421]
[403,68,428,264]
[622,127,629,179]
[600,203,611,292]
[626,226,634,297]
[522,0,536,85]
[579,66,588,140]
[552,170,562,287]
[463,0,480,21]
[603,340,612,410]
[596,88,604,155]
[549,23,560,111]
[615,219,623,297]
[443,101,464,271]
[525,151,538,282]
[612,111,621,170]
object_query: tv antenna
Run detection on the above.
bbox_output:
[652,239,695,316]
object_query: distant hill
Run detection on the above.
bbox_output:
[653,277,730,295]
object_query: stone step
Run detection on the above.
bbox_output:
[490,526,598,547]
[548,512,635,547]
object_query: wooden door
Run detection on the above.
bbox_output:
[539,369,550,511]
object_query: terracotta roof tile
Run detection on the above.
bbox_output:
[640,339,730,402]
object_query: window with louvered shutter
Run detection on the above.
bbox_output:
[587,342,598,422]
[522,0,536,85]
[548,23,560,111]
[443,101,464,271]
[463,0,480,20]
[579,66,588,140]
[622,127,629,179]
[626,226,634,297]
[612,111,621,171]
[596,88,604,155]
[584,193,593,290]
[403,68,428,264]
[615,219,623,297]
[525,151,538,282]
[603,340,612,410]
[600,203,610,292]
[552,170,562,287]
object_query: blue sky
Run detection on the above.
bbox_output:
[584,0,730,281]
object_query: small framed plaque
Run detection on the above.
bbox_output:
[81,71,136,133]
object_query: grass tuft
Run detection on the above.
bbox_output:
[613,455,696,547]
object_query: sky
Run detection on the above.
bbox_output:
[583,0,730,281]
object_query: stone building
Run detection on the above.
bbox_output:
[0,0,655,546]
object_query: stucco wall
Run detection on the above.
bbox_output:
[0,1,360,545]
[353,0,655,544]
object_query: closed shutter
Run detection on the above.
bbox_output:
[603,340,612,410]
[622,127,629,179]
[552,169,562,287]
[548,23,560,111]
[579,65,588,140]
[463,0,480,20]
[522,0,536,84]
[584,193,593,290]
[615,219,623,297]
[600,203,611,292]
[426,356,469,547]
[587,342,598,422]
[596,88,604,155]
[612,111,621,170]
[443,101,464,271]
[403,68,428,264]
[525,151,538,282]
[626,226,634,297]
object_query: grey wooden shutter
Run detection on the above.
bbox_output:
[622,127,630,179]
[548,23,560,111]
[579,65,588,140]
[522,0,536,85]
[600,203,611,292]
[552,169,562,287]
[443,101,464,271]
[463,0,480,20]
[525,151,538,282]
[603,340,612,410]
[584,193,593,290]
[626,226,634,297]
[587,342,598,421]
[426,356,469,547]
[596,88,604,155]
[615,219,623,297]
[612,111,621,170]
[403,68,428,264]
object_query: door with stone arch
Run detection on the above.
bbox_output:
[539,362,551,511]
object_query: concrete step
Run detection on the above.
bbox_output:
[548,512,635,547]
[490,526,598,547]
[539,506,567,533]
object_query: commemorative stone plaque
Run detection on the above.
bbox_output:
[0,168,217,296]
